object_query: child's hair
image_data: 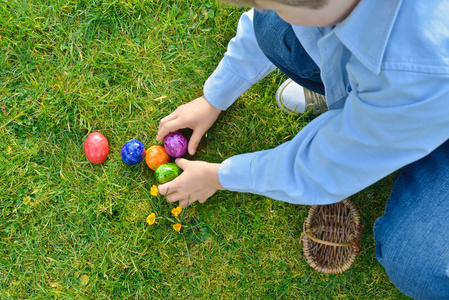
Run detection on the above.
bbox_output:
[222,0,328,9]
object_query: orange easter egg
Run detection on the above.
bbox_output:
[145,145,170,170]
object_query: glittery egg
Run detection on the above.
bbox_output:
[121,140,146,165]
[164,132,188,158]
[155,162,182,184]
[145,145,170,171]
[84,132,109,164]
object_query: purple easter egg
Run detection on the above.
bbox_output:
[164,132,188,158]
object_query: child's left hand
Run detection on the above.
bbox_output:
[157,158,224,207]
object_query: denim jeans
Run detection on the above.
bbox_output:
[253,10,325,96]
[254,10,449,299]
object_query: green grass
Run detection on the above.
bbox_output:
[0,0,409,298]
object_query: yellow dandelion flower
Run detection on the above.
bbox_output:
[150,185,158,197]
[173,223,182,231]
[146,213,156,225]
[171,205,182,217]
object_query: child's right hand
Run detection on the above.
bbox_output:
[156,95,222,156]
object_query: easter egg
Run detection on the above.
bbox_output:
[155,162,182,184]
[121,140,146,165]
[164,131,188,158]
[84,132,109,164]
[145,145,170,171]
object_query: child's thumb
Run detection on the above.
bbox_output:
[175,158,188,170]
[188,130,204,155]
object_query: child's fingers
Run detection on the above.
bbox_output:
[179,198,197,208]
[158,113,177,131]
[166,191,182,203]
[156,183,170,197]
[156,117,185,141]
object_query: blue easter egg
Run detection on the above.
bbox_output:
[121,140,146,165]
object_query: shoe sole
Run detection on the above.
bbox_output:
[276,79,328,116]
[275,79,301,115]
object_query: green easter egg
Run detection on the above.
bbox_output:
[155,163,182,184]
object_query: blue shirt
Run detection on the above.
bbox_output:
[203,0,449,205]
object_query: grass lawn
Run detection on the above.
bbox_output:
[1,0,410,298]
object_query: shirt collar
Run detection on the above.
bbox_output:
[333,0,403,74]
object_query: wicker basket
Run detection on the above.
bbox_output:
[301,198,364,274]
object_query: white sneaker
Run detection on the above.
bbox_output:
[275,79,327,115]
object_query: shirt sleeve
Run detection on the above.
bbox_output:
[218,69,449,205]
[203,9,276,111]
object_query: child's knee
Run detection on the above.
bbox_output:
[375,218,449,299]
[253,10,289,56]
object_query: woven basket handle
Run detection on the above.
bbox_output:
[301,224,364,254]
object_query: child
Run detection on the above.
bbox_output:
[156,0,449,298]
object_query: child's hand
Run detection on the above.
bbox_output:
[157,158,224,208]
[156,96,222,155]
